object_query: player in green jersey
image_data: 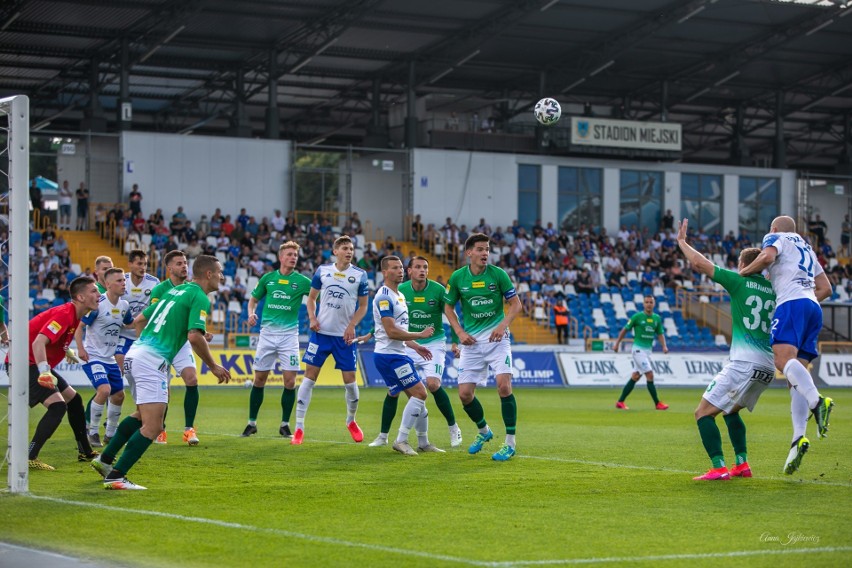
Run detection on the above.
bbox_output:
[143,250,205,446]
[613,296,669,410]
[367,256,463,448]
[94,255,113,294]
[444,233,522,461]
[92,255,230,490]
[678,219,777,480]
[241,242,313,438]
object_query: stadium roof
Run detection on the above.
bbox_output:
[2,0,852,172]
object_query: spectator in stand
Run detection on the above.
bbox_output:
[183,220,197,245]
[271,210,286,234]
[807,214,827,247]
[237,208,250,230]
[94,205,107,234]
[575,267,595,294]
[842,214,851,256]
[350,212,362,234]
[170,206,187,239]
[184,239,203,259]
[128,184,143,217]
[42,224,56,251]
[231,276,247,303]
[474,218,492,234]
[245,216,259,237]
[164,235,180,254]
[283,215,299,240]
[411,214,424,242]
[248,253,265,277]
[221,215,235,237]
[132,212,146,234]
[29,179,43,223]
[553,297,570,344]
[661,209,674,232]
[75,182,90,230]
[821,238,836,260]
[196,215,210,238]
[58,180,73,230]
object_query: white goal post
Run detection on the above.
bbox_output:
[1,95,30,494]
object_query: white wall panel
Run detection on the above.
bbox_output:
[121,132,290,224]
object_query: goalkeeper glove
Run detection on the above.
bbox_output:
[37,362,57,388]
[65,348,79,364]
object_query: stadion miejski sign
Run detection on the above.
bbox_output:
[570,117,682,152]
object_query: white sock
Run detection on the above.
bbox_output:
[295,378,316,430]
[105,402,122,437]
[375,432,388,441]
[790,388,810,444]
[248,420,257,426]
[784,360,820,408]
[344,383,359,423]
[89,401,105,435]
[479,425,491,435]
[505,434,516,448]
[415,406,430,447]
[396,397,425,444]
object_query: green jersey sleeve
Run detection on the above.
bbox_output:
[186,288,210,333]
[711,266,742,296]
[443,273,459,306]
[251,273,269,300]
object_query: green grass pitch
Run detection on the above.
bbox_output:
[1,386,850,567]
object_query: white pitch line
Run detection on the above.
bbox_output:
[486,546,852,566]
[28,495,483,566]
[22,495,852,567]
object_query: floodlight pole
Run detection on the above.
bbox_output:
[6,95,30,494]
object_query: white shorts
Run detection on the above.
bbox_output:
[702,361,774,413]
[124,345,170,405]
[405,342,446,380]
[631,348,653,375]
[458,338,513,386]
[254,330,300,372]
[172,341,196,375]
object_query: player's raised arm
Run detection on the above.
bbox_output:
[740,242,777,276]
[676,219,714,277]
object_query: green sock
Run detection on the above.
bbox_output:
[113,429,154,476]
[380,394,399,434]
[646,381,660,404]
[500,393,517,435]
[430,386,456,426]
[248,386,264,422]
[102,416,142,464]
[723,413,748,464]
[697,416,725,468]
[618,379,637,402]
[184,385,199,428]
[281,387,296,422]
[463,397,488,430]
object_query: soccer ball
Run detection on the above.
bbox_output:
[534,98,561,126]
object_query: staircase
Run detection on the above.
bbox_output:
[393,241,557,345]
[61,230,126,271]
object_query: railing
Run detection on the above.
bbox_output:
[817,341,852,353]
[675,288,732,340]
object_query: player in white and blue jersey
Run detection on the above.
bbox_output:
[75,267,134,447]
[293,236,370,445]
[372,256,442,456]
[116,249,159,372]
[740,215,834,473]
